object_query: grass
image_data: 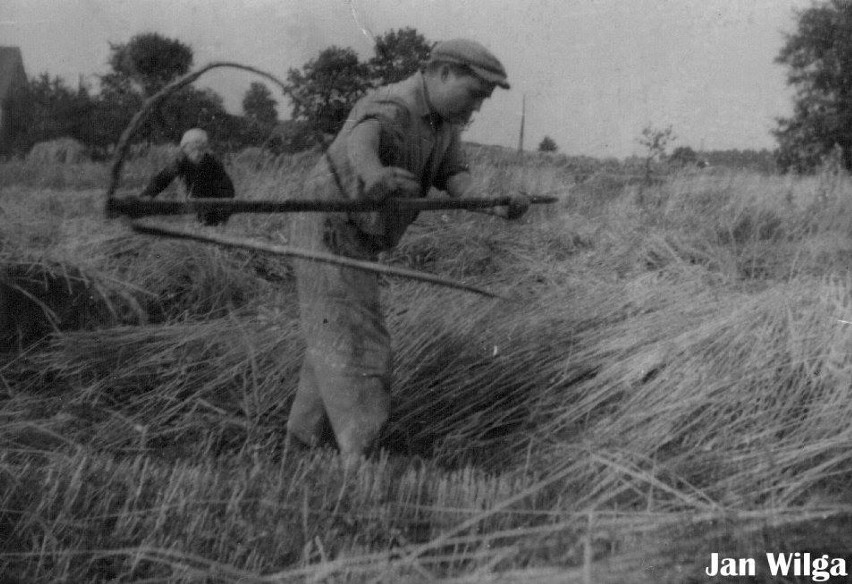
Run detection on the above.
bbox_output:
[3,146,852,582]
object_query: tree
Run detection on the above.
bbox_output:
[368,27,432,86]
[4,73,96,151]
[242,82,278,127]
[669,145,698,167]
[639,125,674,167]
[279,29,431,145]
[157,87,231,143]
[90,70,144,149]
[99,32,229,145]
[108,32,194,97]
[538,136,558,152]
[636,125,675,189]
[774,0,852,172]
[283,46,371,135]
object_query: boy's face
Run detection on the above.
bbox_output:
[431,67,495,125]
[182,140,208,164]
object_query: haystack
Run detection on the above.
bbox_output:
[27,137,89,164]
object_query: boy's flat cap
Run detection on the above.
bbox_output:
[429,39,510,89]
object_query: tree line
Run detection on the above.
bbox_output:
[5,0,852,173]
[3,28,432,158]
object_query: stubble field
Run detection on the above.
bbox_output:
[2,146,852,582]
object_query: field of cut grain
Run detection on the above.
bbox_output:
[2,147,852,583]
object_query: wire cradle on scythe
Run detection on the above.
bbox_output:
[103,62,552,299]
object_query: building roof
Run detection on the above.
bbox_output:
[0,46,26,101]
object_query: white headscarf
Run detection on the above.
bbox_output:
[180,128,209,149]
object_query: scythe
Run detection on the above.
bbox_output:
[104,62,556,299]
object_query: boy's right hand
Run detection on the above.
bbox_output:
[361,167,421,201]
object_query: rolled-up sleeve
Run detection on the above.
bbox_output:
[348,99,409,168]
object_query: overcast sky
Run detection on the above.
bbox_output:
[2,0,812,158]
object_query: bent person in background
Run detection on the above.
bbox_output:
[287,38,530,466]
[140,128,235,226]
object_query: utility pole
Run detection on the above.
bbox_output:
[517,93,526,153]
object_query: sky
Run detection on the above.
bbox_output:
[1,0,814,158]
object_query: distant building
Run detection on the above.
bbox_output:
[0,47,27,154]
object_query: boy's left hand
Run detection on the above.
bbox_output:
[504,193,531,220]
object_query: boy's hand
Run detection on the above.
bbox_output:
[504,193,531,220]
[361,167,421,201]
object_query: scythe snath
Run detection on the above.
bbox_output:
[106,194,558,218]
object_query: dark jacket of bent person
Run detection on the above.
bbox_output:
[140,128,236,226]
